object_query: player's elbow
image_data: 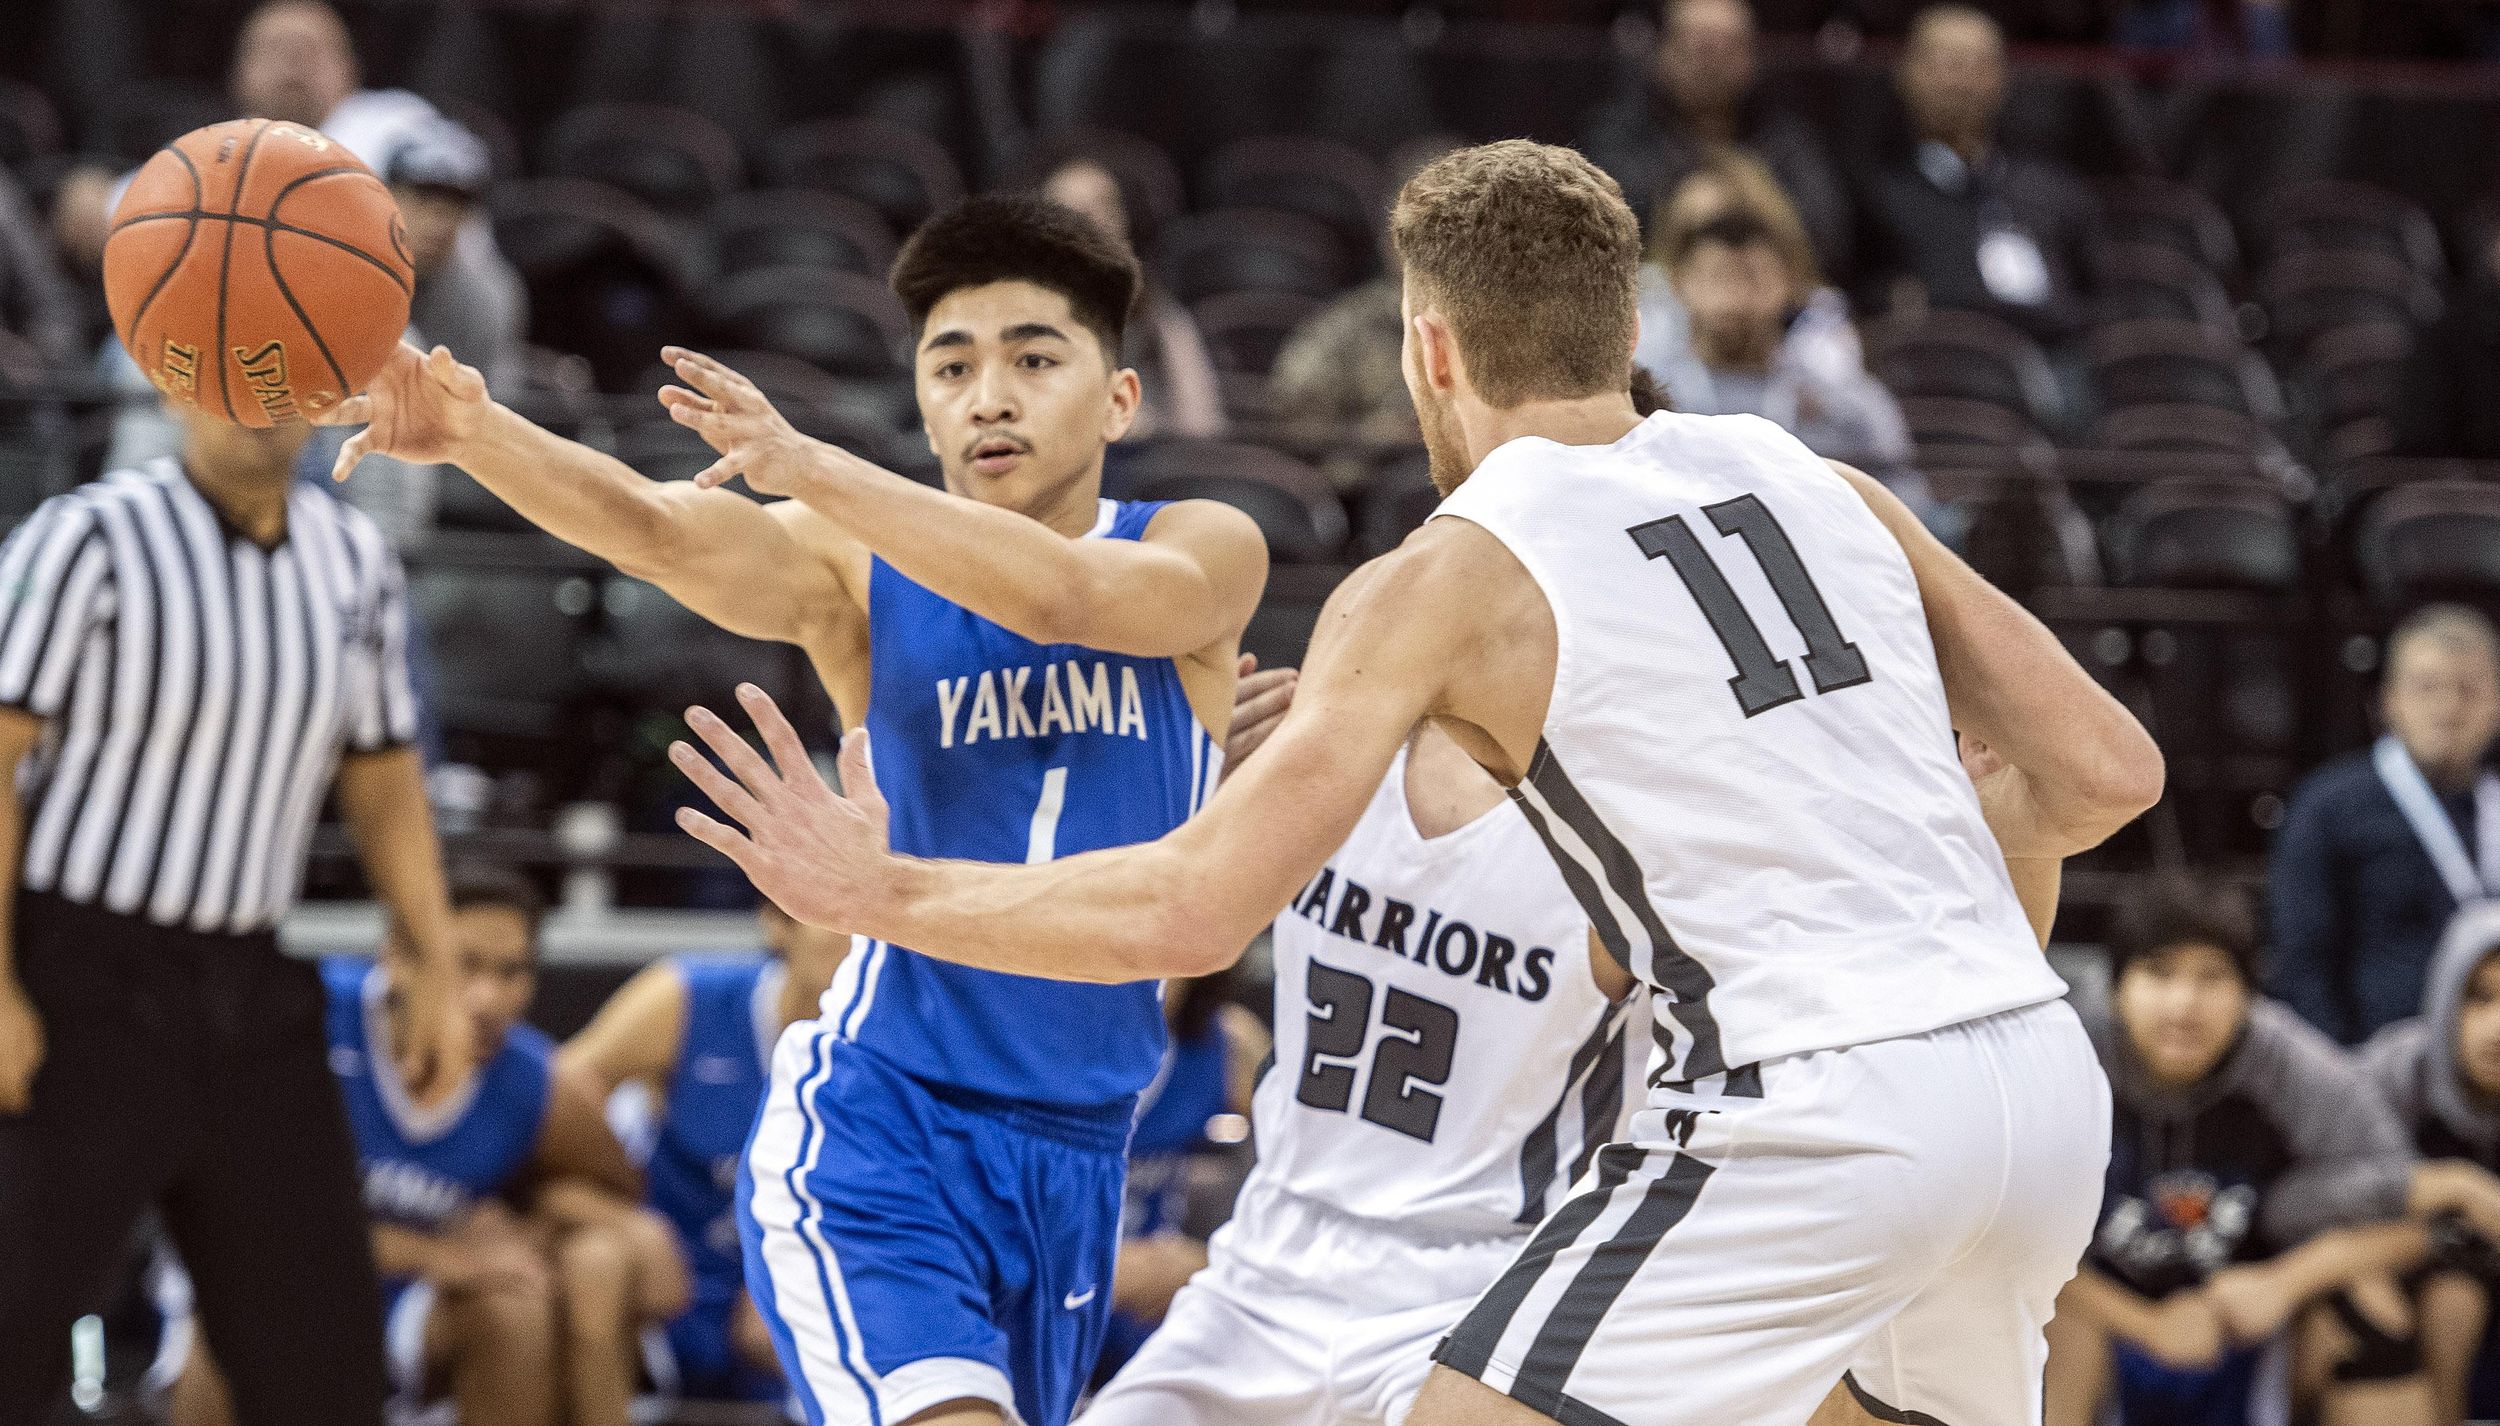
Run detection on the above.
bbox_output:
[2085,730,2167,829]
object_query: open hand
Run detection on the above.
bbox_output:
[671,684,894,933]
[1225,654,1298,774]
[316,342,493,478]
[658,347,848,498]
[395,954,475,1106]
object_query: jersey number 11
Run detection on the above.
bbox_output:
[1629,493,1873,718]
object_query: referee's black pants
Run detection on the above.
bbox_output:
[0,892,386,1426]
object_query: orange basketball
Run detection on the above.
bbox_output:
[103,118,414,428]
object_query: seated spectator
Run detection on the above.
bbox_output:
[1855,5,2097,343]
[1042,156,1226,440]
[2365,901,2500,1422]
[166,864,679,1426]
[0,167,81,371]
[2399,218,2500,461]
[1636,156,1917,489]
[2270,606,2500,1045]
[1096,968,1268,1384]
[2049,876,2447,1426]
[1270,138,1457,488]
[561,899,854,1409]
[2112,0,2295,59]
[1580,0,1851,281]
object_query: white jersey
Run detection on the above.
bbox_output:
[1432,411,2063,1087]
[1245,746,1643,1243]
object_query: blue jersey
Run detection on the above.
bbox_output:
[323,957,555,1235]
[1124,1019,1232,1238]
[832,498,1220,1109]
[649,955,781,1317]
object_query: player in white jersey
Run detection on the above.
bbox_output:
[1085,684,1646,1426]
[676,140,2164,1426]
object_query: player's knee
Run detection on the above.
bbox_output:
[448,1276,559,1364]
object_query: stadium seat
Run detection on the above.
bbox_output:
[757,118,965,233]
[540,103,745,216]
[2092,242,2238,334]
[1155,209,1357,306]
[2087,319,2285,425]
[1201,136,1388,267]
[2258,249,2440,362]
[1193,290,1326,377]
[1865,311,2067,434]
[2110,478,2301,592]
[0,79,62,171]
[1896,397,2052,456]
[591,576,810,718]
[2255,179,2444,278]
[2296,320,2414,467]
[409,565,598,742]
[2355,480,2500,611]
[699,266,912,381]
[704,190,898,281]
[1351,449,1439,558]
[1121,440,1347,562]
[2095,403,2264,457]
[2094,176,2240,276]
[487,179,702,392]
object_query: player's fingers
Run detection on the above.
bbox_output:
[685,705,785,804]
[691,456,740,491]
[655,385,715,415]
[330,427,373,483]
[676,806,761,871]
[668,739,769,829]
[1236,651,1257,678]
[311,391,370,428]
[738,683,819,786]
[835,726,885,815]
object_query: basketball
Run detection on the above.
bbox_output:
[103,117,414,428]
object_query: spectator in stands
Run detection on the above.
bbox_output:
[1580,0,1851,281]
[1637,156,1918,490]
[2399,218,2500,461]
[1855,5,2097,343]
[2364,901,2500,1423]
[1043,156,1226,440]
[2112,0,2295,59]
[0,167,81,371]
[559,900,854,1410]
[2270,606,2500,1046]
[2046,876,2451,1426]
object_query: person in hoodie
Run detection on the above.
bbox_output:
[2046,875,2472,1426]
[2364,900,2500,1422]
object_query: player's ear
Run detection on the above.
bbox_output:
[1411,311,1460,397]
[1101,366,1142,444]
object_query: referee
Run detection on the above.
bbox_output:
[0,404,466,1425]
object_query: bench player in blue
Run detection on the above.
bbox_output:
[562,898,856,1406]
[320,196,1269,1426]
[164,864,651,1426]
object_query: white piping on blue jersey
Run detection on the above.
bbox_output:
[837,941,888,1041]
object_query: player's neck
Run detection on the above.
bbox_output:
[1463,392,1645,469]
[990,472,1105,540]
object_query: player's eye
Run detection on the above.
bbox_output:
[930,361,968,380]
[1018,353,1056,370]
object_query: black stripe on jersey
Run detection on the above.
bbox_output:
[1508,1150,1716,1420]
[1569,1024,1628,1189]
[1517,741,1730,1086]
[1514,1004,1628,1225]
[1437,1145,1640,1380]
[1843,1373,1954,1425]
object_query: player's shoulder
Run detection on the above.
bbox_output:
[668,952,757,1002]
[1134,496,1268,563]
[498,1019,561,1076]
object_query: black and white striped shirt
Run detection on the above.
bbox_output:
[0,459,417,934]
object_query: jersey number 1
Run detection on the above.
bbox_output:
[1629,494,1873,718]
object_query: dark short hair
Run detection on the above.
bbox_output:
[446,862,547,951]
[889,196,1142,359]
[2109,874,2259,987]
[1666,210,1781,269]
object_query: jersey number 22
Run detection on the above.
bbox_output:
[1630,493,1873,717]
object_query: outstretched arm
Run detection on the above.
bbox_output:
[670,539,1469,982]
[658,348,1267,659]
[1835,461,2164,857]
[322,343,857,648]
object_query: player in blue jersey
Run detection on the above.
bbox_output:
[562,899,854,1406]
[164,865,655,1426]
[323,196,1268,1426]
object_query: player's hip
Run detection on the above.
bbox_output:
[1210,1176,1532,1318]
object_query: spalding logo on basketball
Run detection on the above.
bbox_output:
[103,118,415,428]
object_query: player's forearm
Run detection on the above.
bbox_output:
[529,1175,644,1231]
[337,747,456,978]
[372,1223,444,1281]
[456,402,690,578]
[785,443,1193,651]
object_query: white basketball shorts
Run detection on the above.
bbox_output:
[1432,997,2111,1426]
[1085,1179,1527,1426]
